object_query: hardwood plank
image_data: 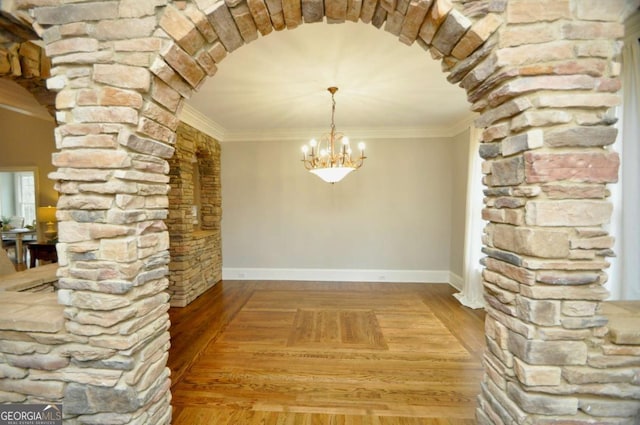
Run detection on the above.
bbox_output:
[168,281,255,387]
[169,281,486,424]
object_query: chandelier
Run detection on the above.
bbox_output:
[301,87,366,183]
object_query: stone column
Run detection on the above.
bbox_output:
[29,1,174,423]
[467,1,637,423]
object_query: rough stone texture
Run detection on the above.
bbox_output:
[492,224,569,259]
[431,9,471,55]
[544,126,618,148]
[167,123,222,307]
[525,200,612,227]
[2,1,634,424]
[451,13,502,59]
[206,2,244,52]
[525,151,620,184]
[399,0,431,46]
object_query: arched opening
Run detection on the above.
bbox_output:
[168,21,485,422]
[0,1,638,424]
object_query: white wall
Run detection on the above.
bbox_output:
[221,134,469,282]
[449,128,470,280]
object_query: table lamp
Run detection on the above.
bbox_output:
[37,206,57,242]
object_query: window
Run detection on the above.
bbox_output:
[0,169,37,227]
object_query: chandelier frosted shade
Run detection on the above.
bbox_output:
[309,166,355,183]
[301,87,366,183]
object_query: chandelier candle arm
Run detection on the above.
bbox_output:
[300,87,367,183]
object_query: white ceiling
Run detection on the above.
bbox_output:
[184,21,473,141]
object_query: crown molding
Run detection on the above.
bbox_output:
[178,103,226,141]
[179,103,477,143]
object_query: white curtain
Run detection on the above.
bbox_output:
[454,126,485,309]
[609,12,640,301]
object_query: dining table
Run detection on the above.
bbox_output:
[1,228,37,266]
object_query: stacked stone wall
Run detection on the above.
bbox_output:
[464,1,640,423]
[168,122,222,307]
[0,290,171,424]
[0,0,637,423]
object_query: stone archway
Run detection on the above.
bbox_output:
[1,0,638,423]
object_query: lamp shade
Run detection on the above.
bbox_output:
[310,167,355,183]
[37,206,57,223]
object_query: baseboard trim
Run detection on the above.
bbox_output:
[449,272,464,291]
[222,268,457,284]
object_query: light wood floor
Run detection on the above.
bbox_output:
[169,281,486,424]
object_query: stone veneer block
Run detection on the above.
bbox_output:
[451,13,502,59]
[384,10,404,36]
[542,183,607,200]
[184,4,220,43]
[544,126,618,148]
[431,8,471,55]
[247,0,275,35]
[150,57,194,99]
[475,97,532,128]
[513,358,561,386]
[489,75,596,107]
[34,2,119,25]
[418,0,452,44]
[519,283,609,301]
[229,2,259,42]
[492,224,569,258]
[151,77,182,113]
[46,37,99,57]
[346,0,363,21]
[399,0,431,45]
[326,0,348,21]
[282,0,303,28]
[516,296,561,326]
[607,316,640,345]
[489,156,525,187]
[575,0,629,21]
[0,293,64,333]
[507,382,578,415]
[90,17,157,41]
[508,331,587,365]
[501,130,543,157]
[206,2,245,52]
[506,0,570,24]
[160,43,206,89]
[525,200,612,227]
[371,2,388,29]
[93,64,151,91]
[525,151,619,184]
[511,110,572,132]
[265,0,287,29]
[160,4,206,56]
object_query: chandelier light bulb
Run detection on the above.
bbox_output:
[358,142,366,151]
[302,145,309,154]
[342,137,349,145]
[310,139,318,147]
